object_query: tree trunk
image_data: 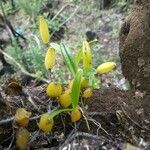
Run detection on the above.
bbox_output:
[119,0,150,94]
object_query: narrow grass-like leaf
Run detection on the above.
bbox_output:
[75,48,82,65]
[50,42,61,52]
[83,68,96,77]
[71,69,83,111]
[48,108,72,119]
[60,43,77,76]
[88,74,96,89]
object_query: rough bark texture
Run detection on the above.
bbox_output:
[119,0,150,93]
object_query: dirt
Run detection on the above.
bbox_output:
[85,89,150,140]
[0,84,149,149]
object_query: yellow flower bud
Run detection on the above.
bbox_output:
[39,16,49,44]
[82,88,93,98]
[64,88,72,94]
[81,77,88,89]
[16,127,30,150]
[59,90,71,108]
[71,108,81,122]
[67,80,73,89]
[82,41,92,70]
[46,82,62,97]
[14,108,32,127]
[45,48,55,70]
[38,113,54,133]
[96,62,116,74]
[68,77,88,90]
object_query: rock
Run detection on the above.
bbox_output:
[86,30,97,41]
[123,143,141,150]
[119,0,150,93]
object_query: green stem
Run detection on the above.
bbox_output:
[48,108,73,118]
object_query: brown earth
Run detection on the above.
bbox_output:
[0,84,149,149]
[119,0,150,93]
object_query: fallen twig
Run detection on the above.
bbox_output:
[59,6,78,28]
[51,6,78,37]
[88,117,110,136]
[0,115,40,126]
[118,97,150,131]
[59,131,106,150]
[87,112,107,116]
[51,4,69,22]
[0,117,14,125]
[80,107,90,131]
[119,102,150,132]
[7,127,15,149]
[0,1,26,41]
[0,48,49,83]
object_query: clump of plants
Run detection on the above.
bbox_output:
[37,16,116,133]
[14,0,43,21]
[14,16,116,147]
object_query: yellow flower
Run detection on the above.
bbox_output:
[68,77,88,90]
[64,88,72,94]
[59,89,71,108]
[96,62,116,74]
[46,82,62,97]
[14,108,32,127]
[82,88,93,98]
[67,80,73,89]
[82,41,92,70]
[81,77,88,89]
[38,113,54,133]
[16,127,30,150]
[71,108,81,122]
[39,16,49,44]
[45,48,55,70]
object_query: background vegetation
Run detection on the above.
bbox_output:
[0,0,134,88]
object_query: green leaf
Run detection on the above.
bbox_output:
[88,74,96,88]
[60,43,77,76]
[48,108,72,119]
[89,39,98,44]
[83,68,96,77]
[71,69,83,111]
[50,42,61,52]
[75,48,82,65]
